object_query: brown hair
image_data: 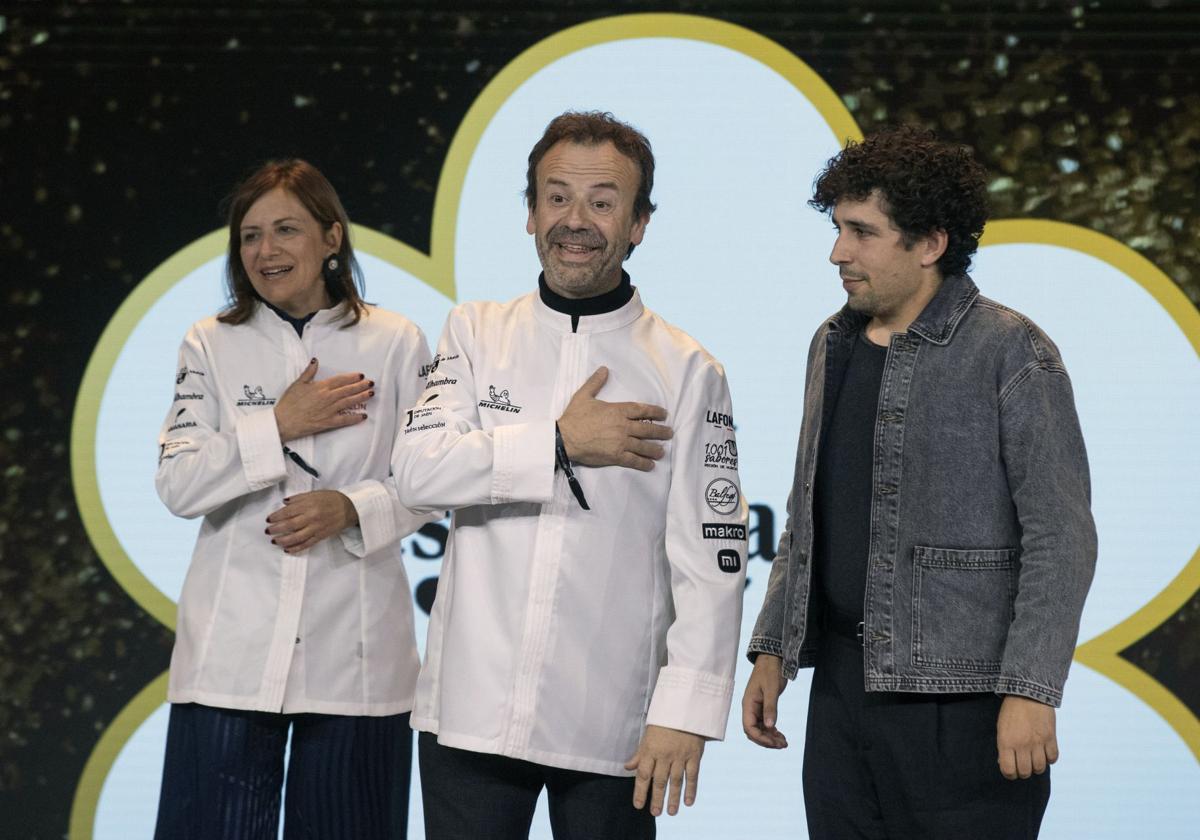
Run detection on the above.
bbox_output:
[810,125,990,277]
[218,159,365,325]
[525,111,656,256]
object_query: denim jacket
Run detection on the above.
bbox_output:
[747,274,1097,707]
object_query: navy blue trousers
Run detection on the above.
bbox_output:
[803,631,1050,839]
[417,732,655,840]
[154,703,412,840]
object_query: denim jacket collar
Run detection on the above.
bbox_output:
[827,273,980,346]
[908,273,980,345]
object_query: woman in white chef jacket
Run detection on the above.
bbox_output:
[152,159,431,840]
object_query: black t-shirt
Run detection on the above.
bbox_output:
[813,329,888,623]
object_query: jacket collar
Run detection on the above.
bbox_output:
[250,299,352,332]
[531,272,644,334]
[828,273,979,346]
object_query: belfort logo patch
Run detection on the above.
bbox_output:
[236,385,276,407]
[704,477,740,515]
[479,385,521,413]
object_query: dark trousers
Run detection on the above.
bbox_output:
[417,731,655,840]
[154,703,412,840]
[803,631,1050,840]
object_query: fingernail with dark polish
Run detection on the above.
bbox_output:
[270,539,277,545]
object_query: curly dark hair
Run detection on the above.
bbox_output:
[810,125,990,277]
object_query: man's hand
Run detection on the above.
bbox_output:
[265,490,358,553]
[558,367,672,471]
[624,725,705,817]
[274,358,374,443]
[996,695,1058,780]
[742,654,789,749]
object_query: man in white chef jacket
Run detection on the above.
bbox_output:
[393,111,748,839]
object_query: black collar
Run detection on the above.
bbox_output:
[538,271,635,332]
[261,299,318,337]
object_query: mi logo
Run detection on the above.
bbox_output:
[717,549,742,574]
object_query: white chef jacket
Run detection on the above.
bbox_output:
[156,302,432,716]
[394,287,748,775]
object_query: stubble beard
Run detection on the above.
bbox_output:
[843,275,881,316]
[536,226,624,298]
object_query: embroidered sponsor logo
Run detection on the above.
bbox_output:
[167,421,198,432]
[236,385,276,407]
[706,409,734,430]
[701,522,747,541]
[703,439,738,470]
[176,366,205,384]
[420,353,460,378]
[717,549,742,574]
[158,438,190,463]
[405,406,440,427]
[479,385,521,413]
[426,376,458,387]
[404,420,447,435]
[704,477,740,515]
[174,392,204,401]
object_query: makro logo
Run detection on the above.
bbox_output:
[702,522,747,541]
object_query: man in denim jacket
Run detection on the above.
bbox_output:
[742,126,1096,839]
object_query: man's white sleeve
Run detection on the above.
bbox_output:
[391,307,555,513]
[155,326,287,519]
[646,360,748,740]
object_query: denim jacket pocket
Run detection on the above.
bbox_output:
[911,546,1019,673]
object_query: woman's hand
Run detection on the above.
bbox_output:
[274,358,374,443]
[265,490,359,553]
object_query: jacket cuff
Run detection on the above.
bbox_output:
[338,480,392,558]
[995,676,1063,708]
[491,420,555,504]
[235,409,287,490]
[746,635,783,663]
[645,666,734,741]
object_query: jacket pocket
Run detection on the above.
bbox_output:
[911,546,1018,673]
